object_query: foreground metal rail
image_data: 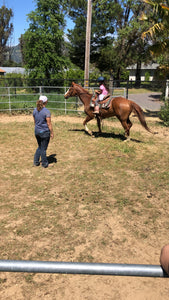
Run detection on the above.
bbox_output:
[0,260,168,278]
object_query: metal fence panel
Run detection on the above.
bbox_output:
[0,86,126,113]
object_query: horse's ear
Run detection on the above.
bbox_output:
[72,82,75,86]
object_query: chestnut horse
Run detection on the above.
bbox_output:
[64,82,153,139]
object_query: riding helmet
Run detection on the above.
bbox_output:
[97,76,105,82]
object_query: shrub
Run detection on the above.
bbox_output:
[145,71,150,81]
[159,100,169,126]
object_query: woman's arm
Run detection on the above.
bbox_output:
[46,117,54,139]
[160,244,169,275]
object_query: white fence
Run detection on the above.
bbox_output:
[0,86,126,113]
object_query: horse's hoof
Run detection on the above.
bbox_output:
[85,130,93,136]
[124,137,130,142]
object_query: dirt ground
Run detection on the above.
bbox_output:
[0,113,169,300]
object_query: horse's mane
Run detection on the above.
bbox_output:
[74,83,91,95]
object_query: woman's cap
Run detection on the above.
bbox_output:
[39,95,48,103]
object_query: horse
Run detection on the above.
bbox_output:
[64,82,153,139]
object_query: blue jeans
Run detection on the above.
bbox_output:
[34,130,50,168]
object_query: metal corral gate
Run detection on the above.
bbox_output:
[0,260,168,278]
[0,86,126,114]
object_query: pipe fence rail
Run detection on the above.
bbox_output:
[0,260,168,278]
[0,86,126,114]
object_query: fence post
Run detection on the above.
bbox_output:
[109,73,113,96]
[8,87,11,113]
[165,79,169,101]
[39,86,42,96]
[65,97,67,114]
[126,80,129,99]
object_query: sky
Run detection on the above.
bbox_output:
[3,0,74,46]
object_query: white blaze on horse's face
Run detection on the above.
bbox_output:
[64,88,70,99]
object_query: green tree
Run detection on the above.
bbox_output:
[142,0,169,54]
[142,1,169,125]
[67,0,151,82]
[0,5,13,64]
[22,0,68,82]
[67,0,117,70]
[142,1,169,75]
[96,1,152,83]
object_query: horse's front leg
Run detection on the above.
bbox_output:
[83,115,94,136]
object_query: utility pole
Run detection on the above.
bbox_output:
[84,0,92,89]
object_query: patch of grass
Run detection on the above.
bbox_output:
[0,278,7,284]
[24,274,35,284]
[114,196,132,212]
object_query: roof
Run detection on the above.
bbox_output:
[0,68,6,73]
[0,67,26,74]
[127,63,159,70]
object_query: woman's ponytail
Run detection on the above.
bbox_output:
[36,100,43,111]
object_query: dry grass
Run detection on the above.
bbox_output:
[0,113,169,299]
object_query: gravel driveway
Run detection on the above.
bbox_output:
[128,92,163,111]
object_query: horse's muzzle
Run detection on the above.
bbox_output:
[64,91,69,99]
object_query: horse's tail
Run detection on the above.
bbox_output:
[131,101,153,134]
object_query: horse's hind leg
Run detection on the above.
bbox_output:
[127,117,132,132]
[121,118,132,140]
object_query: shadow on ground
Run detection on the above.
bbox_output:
[148,94,162,101]
[47,154,57,164]
[69,129,143,143]
[144,110,160,118]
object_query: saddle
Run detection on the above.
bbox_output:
[91,93,113,109]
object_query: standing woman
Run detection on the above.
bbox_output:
[33,95,54,168]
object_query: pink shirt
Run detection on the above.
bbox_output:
[100,84,108,95]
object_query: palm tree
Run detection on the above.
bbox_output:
[141,0,169,54]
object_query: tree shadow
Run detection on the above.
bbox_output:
[148,94,161,101]
[47,154,57,165]
[143,110,165,127]
[144,110,160,118]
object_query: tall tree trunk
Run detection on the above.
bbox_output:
[135,60,141,87]
[116,67,121,87]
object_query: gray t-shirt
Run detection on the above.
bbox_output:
[33,107,51,133]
